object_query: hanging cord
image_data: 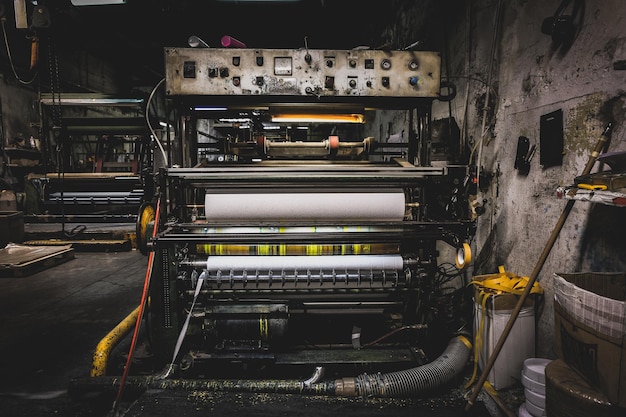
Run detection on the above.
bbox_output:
[460,0,472,161]
[111,197,161,414]
[45,30,70,236]
[1,18,38,85]
[146,78,169,167]
[155,269,206,379]
[471,0,504,178]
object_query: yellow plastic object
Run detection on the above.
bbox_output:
[136,202,155,256]
[465,266,544,388]
[91,305,140,377]
[578,183,608,191]
[456,242,472,269]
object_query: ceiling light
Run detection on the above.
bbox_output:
[71,0,127,5]
[194,106,228,111]
[216,0,301,2]
[271,113,365,124]
[219,118,251,123]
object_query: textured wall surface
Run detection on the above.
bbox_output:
[427,0,626,357]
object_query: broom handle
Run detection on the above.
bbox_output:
[464,122,613,412]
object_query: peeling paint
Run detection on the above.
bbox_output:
[564,93,604,157]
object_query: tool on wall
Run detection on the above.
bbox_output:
[514,136,535,175]
[540,0,583,47]
[464,121,614,412]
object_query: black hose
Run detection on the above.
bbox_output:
[352,336,471,398]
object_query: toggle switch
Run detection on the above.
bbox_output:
[183,61,196,78]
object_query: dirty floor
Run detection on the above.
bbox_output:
[0,245,510,417]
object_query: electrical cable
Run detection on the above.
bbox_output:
[1,18,38,85]
[145,78,169,167]
[474,0,504,174]
[362,324,427,348]
[111,197,161,414]
[461,0,472,160]
[445,75,499,101]
[156,269,206,380]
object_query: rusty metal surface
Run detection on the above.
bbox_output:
[165,48,441,99]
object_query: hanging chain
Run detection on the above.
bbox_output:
[47,31,61,129]
[46,30,63,171]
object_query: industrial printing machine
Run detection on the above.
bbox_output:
[121,47,477,398]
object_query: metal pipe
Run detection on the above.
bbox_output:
[303,366,325,387]
[464,122,613,412]
[91,305,140,377]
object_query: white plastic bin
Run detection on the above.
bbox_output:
[474,298,535,390]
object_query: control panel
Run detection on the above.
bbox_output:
[164,48,441,99]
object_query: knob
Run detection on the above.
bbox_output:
[381,77,390,87]
[380,59,391,70]
[326,60,334,68]
[408,59,419,70]
[409,76,419,86]
[349,59,357,68]
[305,53,312,64]
[349,79,357,88]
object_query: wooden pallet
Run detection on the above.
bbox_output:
[0,244,75,277]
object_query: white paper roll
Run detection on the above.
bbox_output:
[204,189,405,222]
[205,255,404,272]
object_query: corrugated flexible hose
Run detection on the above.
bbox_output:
[342,336,472,398]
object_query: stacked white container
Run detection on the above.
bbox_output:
[519,358,551,417]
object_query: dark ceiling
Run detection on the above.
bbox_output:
[50,0,415,86]
[2,0,444,90]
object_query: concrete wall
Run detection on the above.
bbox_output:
[389,0,626,357]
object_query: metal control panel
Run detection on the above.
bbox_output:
[164,48,441,99]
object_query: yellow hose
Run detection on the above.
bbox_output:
[91,305,140,377]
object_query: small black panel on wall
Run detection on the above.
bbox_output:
[540,109,564,167]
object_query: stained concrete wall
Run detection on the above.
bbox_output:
[388,0,626,357]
